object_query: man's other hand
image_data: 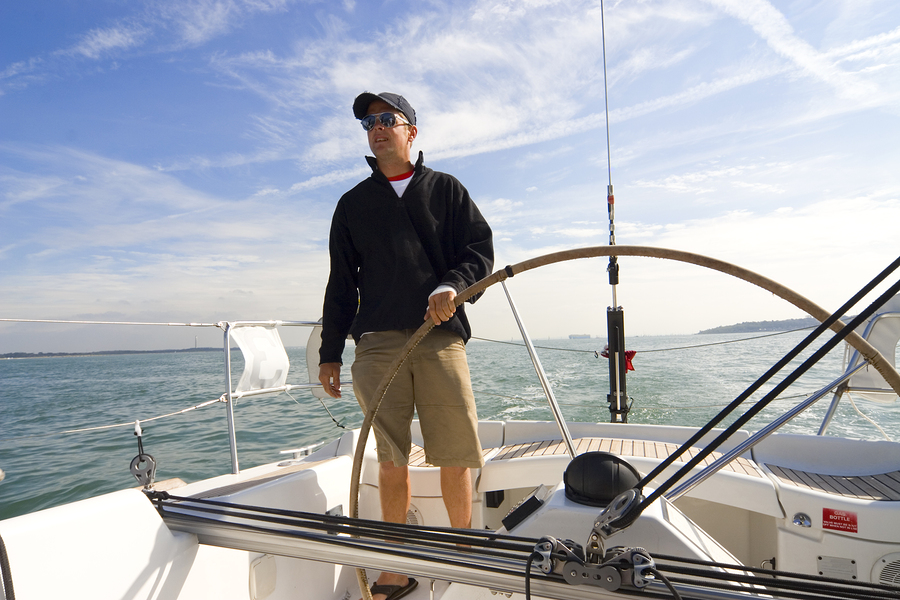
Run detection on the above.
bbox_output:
[318,362,343,398]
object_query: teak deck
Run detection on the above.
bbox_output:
[766,464,900,501]
[410,437,761,477]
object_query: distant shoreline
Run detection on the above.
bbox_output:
[697,316,851,335]
[1,347,222,360]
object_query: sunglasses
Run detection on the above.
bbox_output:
[360,112,410,131]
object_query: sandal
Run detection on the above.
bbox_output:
[370,577,418,600]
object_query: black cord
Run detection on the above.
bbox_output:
[0,533,16,600]
[647,567,682,600]
[525,552,536,600]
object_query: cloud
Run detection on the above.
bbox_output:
[0,145,328,255]
[634,165,755,194]
[826,25,900,61]
[1,0,301,94]
[484,198,522,213]
[156,0,283,46]
[609,45,701,87]
[18,0,882,192]
[0,57,47,94]
[65,25,148,59]
[0,146,334,336]
[609,62,787,123]
[286,166,369,195]
[202,0,881,178]
[702,0,879,100]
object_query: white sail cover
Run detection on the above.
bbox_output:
[230,326,290,393]
[845,293,900,404]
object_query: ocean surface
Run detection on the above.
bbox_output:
[2,329,899,521]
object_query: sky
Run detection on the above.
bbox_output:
[1,0,899,353]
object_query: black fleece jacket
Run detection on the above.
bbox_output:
[319,152,494,365]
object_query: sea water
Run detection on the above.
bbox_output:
[1,331,898,521]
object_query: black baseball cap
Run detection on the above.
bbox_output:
[353,92,416,126]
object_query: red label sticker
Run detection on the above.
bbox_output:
[823,508,858,533]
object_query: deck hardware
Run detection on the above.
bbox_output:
[130,420,157,488]
[533,536,656,592]
[584,549,652,590]
[590,488,642,546]
[792,512,811,527]
[532,536,584,575]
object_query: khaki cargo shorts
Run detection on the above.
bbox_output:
[351,328,483,468]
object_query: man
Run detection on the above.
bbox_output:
[318,92,493,600]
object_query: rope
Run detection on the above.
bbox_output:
[847,392,892,441]
[285,390,347,430]
[524,552,537,600]
[0,533,15,600]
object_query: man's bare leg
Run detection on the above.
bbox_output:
[440,466,472,528]
[367,461,412,600]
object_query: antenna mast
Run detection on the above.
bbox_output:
[600,0,629,423]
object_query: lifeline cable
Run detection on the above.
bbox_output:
[473,325,819,355]
[0,396,225,444]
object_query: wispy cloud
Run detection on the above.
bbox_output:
[64,25,149,59]
[703,0,880,100]
[634,163,782,195]
[14,0,885,199]
[0,57,46,94]
[202,0,898,186]
[157,0,294,46]
[1,0,302,93]
[0,145,333,325]
[826,25,900,60]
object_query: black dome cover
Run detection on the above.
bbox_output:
[564,451,642,506]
